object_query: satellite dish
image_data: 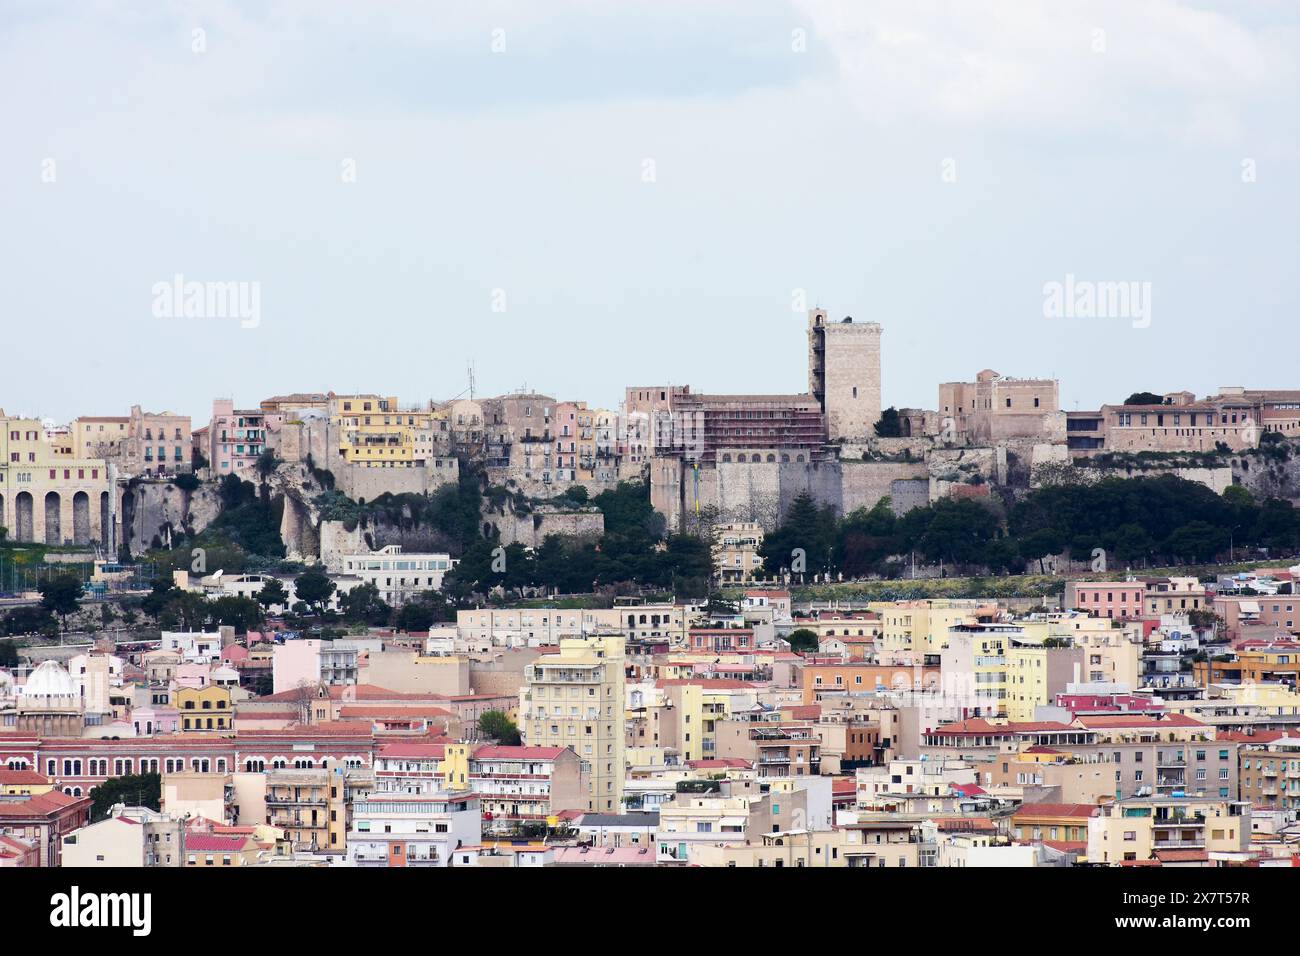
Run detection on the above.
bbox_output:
[212,570,224,580]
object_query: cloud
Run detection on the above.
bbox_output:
[794,0,1297,140]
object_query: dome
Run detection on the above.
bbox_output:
[21,660,76,699]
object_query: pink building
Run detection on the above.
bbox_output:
[1064,581,1146,620]
[202,399,276,478]
[1215,594,1300,641]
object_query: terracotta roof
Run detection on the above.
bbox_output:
[0,770,50,786]
[186,835,251,853]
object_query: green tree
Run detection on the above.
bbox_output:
[338,582,391,625]
[873,407,903,438]
[395,601,435,633]
[1019,528,1064,574]
[90,773,161,821]
[1122,392,1165,405]
[786,628,819,652]
[478,710,522,745]
[38,573,84,632]
[257,578,290,611]
[293,567,336,616]
[209,595,264,632]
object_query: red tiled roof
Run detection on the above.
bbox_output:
[0,770,50,786]
[186,835,251,853]
[1013,803,1101,820]
[1217,730,1287,744]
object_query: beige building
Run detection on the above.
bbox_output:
[1,411,114,546]
[938,369,1062,445]
[713,521,764,583]
[521,635,626,812]
[61,806,185,867]
[1087,796,1250,865]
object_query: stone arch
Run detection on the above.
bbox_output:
[44,491,62,544]
[15,491,34,542]
[72,492,91,545]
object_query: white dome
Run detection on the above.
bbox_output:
[21,660,76,699]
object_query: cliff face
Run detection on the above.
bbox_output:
[120,479,222,555]
[1233,451,1300,503]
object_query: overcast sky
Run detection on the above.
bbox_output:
[2,0,1297,425]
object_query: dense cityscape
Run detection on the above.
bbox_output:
[2,310,1300,877]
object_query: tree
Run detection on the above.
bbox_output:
[257,578,290,612]
[873,407,903,438]
[90,773,161,821]
[0,639,19,667]
[1122,392,1165,406]
[338,582,391,626]
[209,595,264,632]
[38,573,84,632]
[786,628,819,652]
[293,567,336,616]
[395,601,436,633]
[1019,528,1064,574]
[478,710,521,745]
[157,591,211,631]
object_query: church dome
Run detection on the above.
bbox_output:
[21,660,76,699]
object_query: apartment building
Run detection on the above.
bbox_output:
[265,766,348,854]
[521,635,626,812]
[1238,736,1300,811]
[448,743,587,830]
[712,720,822,778]
[202,399,269,477]
[349,791,479,867]
[1064,580,1147,620]
[713,521,765,583]
[175,685,233,732]
[1087,795,1250,865]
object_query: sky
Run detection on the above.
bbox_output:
[2,0,1298,425]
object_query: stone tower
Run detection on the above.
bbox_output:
[807,309,882,441]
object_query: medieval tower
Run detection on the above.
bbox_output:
[807,308,883,441]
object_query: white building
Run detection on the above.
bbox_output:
[348,791,481,867]
[339,545,456,606]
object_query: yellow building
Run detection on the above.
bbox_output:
[0,411,113,547]
[265,766,348,854]
[1087,796,1250,865]
[329,394,443,468]
[875,600,995,657]
[712,522,765,584]
[522,635,626,812]
[0,769,55,797]
[175,685,233,732]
